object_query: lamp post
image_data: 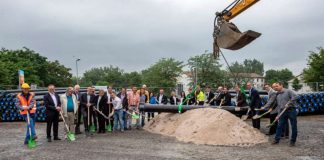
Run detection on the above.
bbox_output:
[75,58,81,84]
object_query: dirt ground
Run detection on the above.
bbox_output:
[0,115,323,160]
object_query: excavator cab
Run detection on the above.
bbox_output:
[213,19,261,57]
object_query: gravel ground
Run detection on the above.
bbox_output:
[0,115,323,160]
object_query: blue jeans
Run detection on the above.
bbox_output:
[23,114,36,143]
[275,108,298,143]
[113,109,124,130]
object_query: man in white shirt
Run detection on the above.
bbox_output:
[112,91,124,132]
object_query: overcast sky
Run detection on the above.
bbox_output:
[1,0,323,76]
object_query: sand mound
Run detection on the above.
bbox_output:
[144,108,268,147]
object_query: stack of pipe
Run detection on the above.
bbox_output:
[0,88,88,122]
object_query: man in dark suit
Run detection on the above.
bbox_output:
[215,86,225,106]
[95,89,108,133]
[205,86,215,106]
[222,87,232,106]
[74,85,83,134]
[246,82,262,129]
[44,84,62,142]
[157,89,168,105]
[80,87,96,136]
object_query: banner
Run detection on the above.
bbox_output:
[18,70,24,89]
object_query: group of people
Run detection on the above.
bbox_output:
[16,81,298,146]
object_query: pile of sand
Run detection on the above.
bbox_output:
[144,108,268,147]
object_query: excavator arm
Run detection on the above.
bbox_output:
[222,0,259,21]
[213,0,261,58]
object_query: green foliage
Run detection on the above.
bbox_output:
[80,66,142,87]
[229,59,264,75]
[243,59,264,75]
[0,47,72,88]
[292,78,302,91]
[265,68,294,87]
[228,59,264,85]
[303,47,324,91]
[188,53,227,88]
[142,58,184,94]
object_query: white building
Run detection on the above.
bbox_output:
[288,74,312,93]
[176,71,192,95]
[231,73,265,90]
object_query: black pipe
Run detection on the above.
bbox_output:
[140,104,249,114]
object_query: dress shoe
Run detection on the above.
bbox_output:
[47,138,52,142]
[54,137,61,140]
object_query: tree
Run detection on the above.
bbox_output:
[292,78,302,91]
[188,53,227,88]
[243,59,264,75]
[303,47,324,91]
[265,68,294,87]
[0,47,72,88]
[142,58,183,94]
[81,66,125,87]
[123,72,142,87]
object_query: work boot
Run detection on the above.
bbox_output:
[75,127,82,134]
[271,140,279,145]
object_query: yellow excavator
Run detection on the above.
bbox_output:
[213,0,261,57]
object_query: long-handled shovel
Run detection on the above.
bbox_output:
[89,106,96,133]
[241,108,251,121]
[253,109,272,119]
[125,109,140,119]
[93,107,113,120]
[59,111,75,141]
[266,107,288,128]
[106,105,112,132]
[217,99,224,109]
[26,112,36,149]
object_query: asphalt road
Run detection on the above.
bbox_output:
[0,115,323,160]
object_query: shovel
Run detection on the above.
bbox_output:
[217,99,224,109]
[26,112,36,149]
[253,109,272,120]
[122,109,140,119]
[266,107,288,128]
[241,108,251,121]
[89,106,96,133]
[93,107,113,120]
[106,105,112,132]
[59,111,76,141]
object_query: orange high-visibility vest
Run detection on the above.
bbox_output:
[17,93,36,115]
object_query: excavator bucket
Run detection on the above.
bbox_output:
[215,21,261,50]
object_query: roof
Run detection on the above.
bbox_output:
[182,71,193,77]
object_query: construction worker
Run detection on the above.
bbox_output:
[15,83,37,145]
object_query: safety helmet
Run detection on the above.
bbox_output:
[21,83,30,89]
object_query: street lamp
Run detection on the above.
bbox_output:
[75,58,81,84]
